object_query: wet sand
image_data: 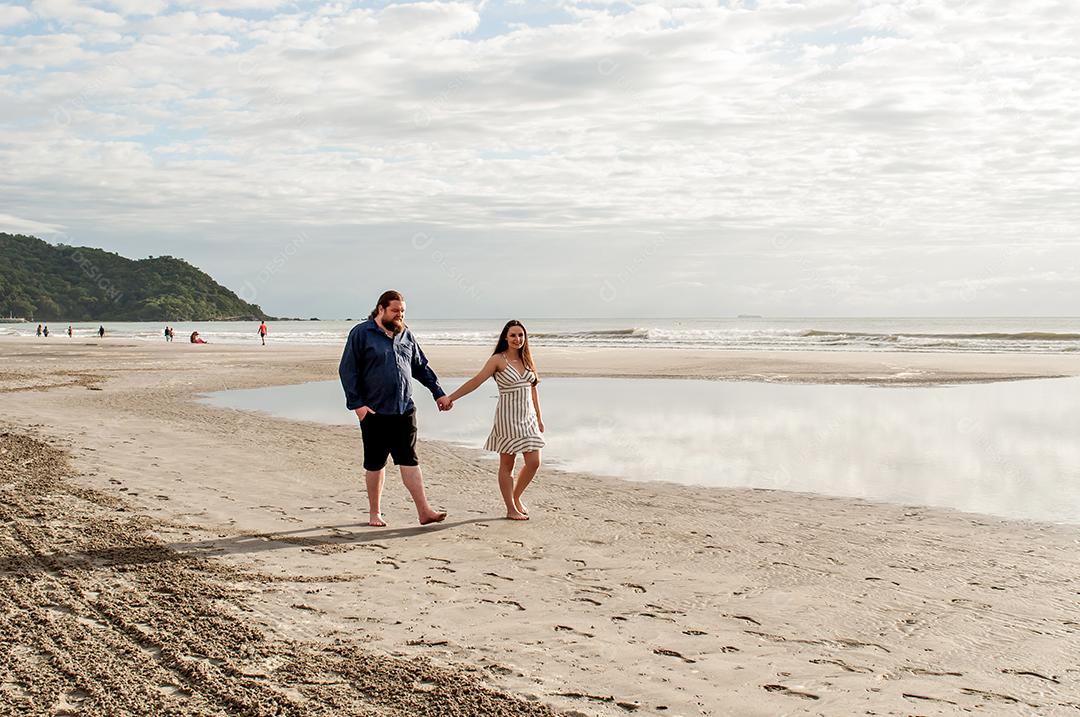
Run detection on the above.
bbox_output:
[2,337,1079,715]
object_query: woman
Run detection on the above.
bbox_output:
[446,320,544,520]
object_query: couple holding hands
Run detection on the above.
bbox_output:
[338,290,544,526]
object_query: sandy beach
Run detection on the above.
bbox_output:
[2,336,1079,716]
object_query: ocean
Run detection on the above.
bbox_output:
[7,317,1080,353]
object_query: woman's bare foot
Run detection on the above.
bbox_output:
[506,510,529,521]
[368,513,387,527]
[513,497,528,515]
[419,510,447,525]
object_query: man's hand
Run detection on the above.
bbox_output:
[436,396,453,412]
[354,406,375,422]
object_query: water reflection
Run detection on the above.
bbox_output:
[200,377,1080,524]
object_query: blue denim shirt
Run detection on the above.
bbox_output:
[338,319,445,414]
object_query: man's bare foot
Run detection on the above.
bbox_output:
[506,510,529,521]
[368,513,387,527]
[419,511,447,525]
[513,498,528,515]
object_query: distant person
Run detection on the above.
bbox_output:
[164,326,171,342]
[67,325,72,338]
[445,320,545,520]
[36,324,42,337]
[98,325,105,338]
[190,331,207,344]
[338,290,449,527]
[258,320,268,346]
[168,326,175,341]
[43,325,49,337]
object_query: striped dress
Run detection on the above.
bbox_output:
[483,357,546,455]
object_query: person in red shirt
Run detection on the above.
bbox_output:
[258,321,268,346]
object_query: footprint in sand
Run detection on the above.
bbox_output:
[406,638,450,647]
[810,658,872,674]
[1000,668,1059,684]
[653,648,696,664]
[479,598,525,611]
[763,684,819,700]
[905,667,962,677]
[902,692,958,706]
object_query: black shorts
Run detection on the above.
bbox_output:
[360,409,419,471]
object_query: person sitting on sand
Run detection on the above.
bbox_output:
[190,331,208,344]
[338,290,450,527]
[444,320,545,521]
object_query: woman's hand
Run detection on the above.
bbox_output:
[537,418,545,433]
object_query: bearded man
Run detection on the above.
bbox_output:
[339,290,451,526]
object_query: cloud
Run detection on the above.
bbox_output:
[1,0,1078,317]
[30,0,126,28]
[0,5,33,28]
[0,212,66,235]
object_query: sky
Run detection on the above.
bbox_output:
[1,0,1078,319]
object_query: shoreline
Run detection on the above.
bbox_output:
[2,339,1079,715]
[4,335,1080,386]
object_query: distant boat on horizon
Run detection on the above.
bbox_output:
[0,315,28,323]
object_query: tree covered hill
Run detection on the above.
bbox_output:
[0,233,270,321]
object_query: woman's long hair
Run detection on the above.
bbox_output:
[492,320,537,382]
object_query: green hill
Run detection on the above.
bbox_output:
[0,233,270,321]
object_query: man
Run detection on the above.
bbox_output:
[258,320,268,346]
[339,290,450,527]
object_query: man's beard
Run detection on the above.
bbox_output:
[380,317,404,334]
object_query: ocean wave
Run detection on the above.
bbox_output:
[6,322,1080,353]
[803,329,1080,342]
[531,328,647,339]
